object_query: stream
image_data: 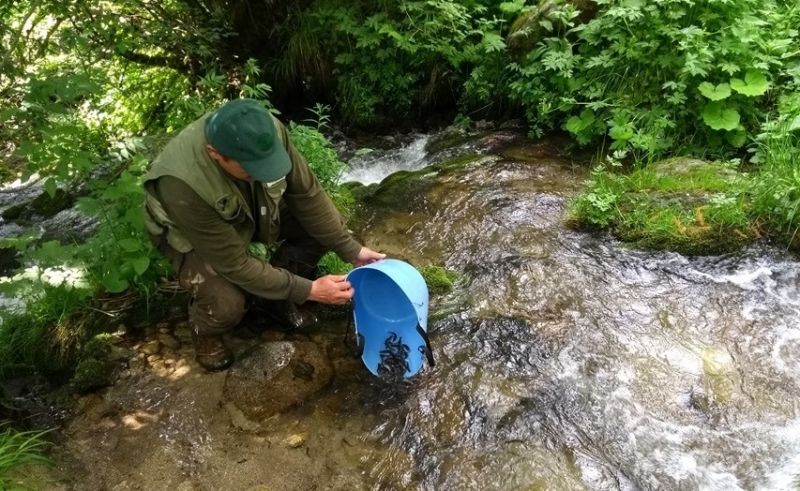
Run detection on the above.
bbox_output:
[16,128,800,490]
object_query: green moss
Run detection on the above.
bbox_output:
[70,358,114,393]
[439,154,483,172]
[70,334,115,393]
[317,252,353,275]
[356,168,436,211]
[570,158,756,255]
[420,265,458,294]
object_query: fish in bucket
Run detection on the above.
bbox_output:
[346,259,435,379]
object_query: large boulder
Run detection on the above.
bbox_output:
[223,341,333,420]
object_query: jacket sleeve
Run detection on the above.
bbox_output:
[155,175,312,303]
[278,121,363,263]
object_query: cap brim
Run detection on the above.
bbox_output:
[239,144,292,182]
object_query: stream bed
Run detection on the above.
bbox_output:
[19,129,800,490]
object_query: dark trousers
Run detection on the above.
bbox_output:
[156,209,327,336]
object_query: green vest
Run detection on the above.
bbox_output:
[143,114,287,253]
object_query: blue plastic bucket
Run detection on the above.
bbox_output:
[346,259,433,378]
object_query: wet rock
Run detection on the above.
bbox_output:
[128,355,146,372]
[689,385,710,414]
[157,333,181,351]
[224,402,262,432]
[1,187,73,222]
[108,345,134,362]
[39,207,98,243]
[223,341,333,420]
[175,481,197,491]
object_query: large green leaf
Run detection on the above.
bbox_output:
[698,82,731,101]
[119,238,141,252]
[788,114,800,132]
[565,109,596,134]
[131,256,150,276]
[726,128,747,148]
[702,102,740,131]
[44,178,58,199]
[730,69,769,97]
[609,124,634,141]
[102,272,129,293]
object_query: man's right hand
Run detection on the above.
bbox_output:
[308,275,353,304]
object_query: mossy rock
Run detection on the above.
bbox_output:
[615,199,754,255]
[425,129,480,155]
[438,154,484,173]
[70,335,116,393]
[420,265,458,294]
[572,156,755,255]
[354,168,437,211]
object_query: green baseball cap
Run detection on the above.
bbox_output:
[204,99,292,182]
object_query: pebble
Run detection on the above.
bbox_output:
[284,433,307,448]
[128,356,146,372]
[157,333,181,350]
[140,340,162,356]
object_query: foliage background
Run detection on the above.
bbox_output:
[0,0,798,390]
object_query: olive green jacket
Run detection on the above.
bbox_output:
[143,113,361,303]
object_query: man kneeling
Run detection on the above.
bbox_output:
[143,98,383,371]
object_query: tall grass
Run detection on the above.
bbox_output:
[0,426,51,486]
[0,281,94,379]
[751,128,800,244]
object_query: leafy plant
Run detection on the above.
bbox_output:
[289,121,354,216]
[317,252,353,275]
[480,0,800,158]
[77,155,168,295]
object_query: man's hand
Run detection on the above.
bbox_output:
[308,275,353,304]
[352,246,386,267]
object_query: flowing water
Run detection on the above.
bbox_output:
[27,130,800,490]
[346,133,800,490]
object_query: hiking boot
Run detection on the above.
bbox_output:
[191,331,234,371]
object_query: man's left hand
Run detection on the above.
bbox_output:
[352,246,386,266]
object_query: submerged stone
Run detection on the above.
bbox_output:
[702,347,736,404]
[223,341,333,420]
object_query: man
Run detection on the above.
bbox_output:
[143,98,384,371]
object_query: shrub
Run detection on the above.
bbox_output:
[474,0,800,159]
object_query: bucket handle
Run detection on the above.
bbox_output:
[415,323,436,368]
